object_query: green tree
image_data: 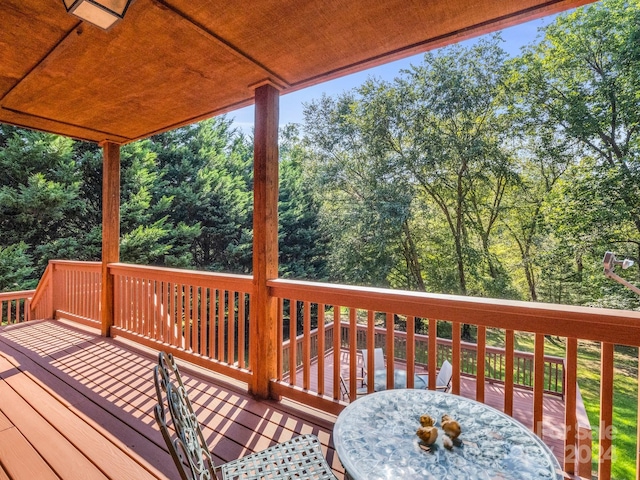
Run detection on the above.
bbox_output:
[0,243,34,291]
[396,37,516,297]
[303,92,414,287]
[151,118,253,272]
[515,0,640,263]
[278,125,329,280]
[0,126,92,271]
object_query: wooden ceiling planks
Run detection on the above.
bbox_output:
[0,0,596,144]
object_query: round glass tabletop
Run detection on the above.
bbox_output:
[333,389,562,480]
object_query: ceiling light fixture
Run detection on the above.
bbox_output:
[62,0,133,30]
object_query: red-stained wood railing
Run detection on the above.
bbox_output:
[29,262,53,320]
[109,263,253,383]
[283,320,564,396]
[0,290,33,325]
[339,322,565,396]
[269,278,640,479]
[8,260,632,478]
[52,261,102,327]
[281,321,335,375]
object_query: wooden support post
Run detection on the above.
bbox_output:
[250,83,279,399]
[100,142,120,337]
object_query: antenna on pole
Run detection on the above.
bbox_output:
[603,251,640,296]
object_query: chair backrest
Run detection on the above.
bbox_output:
[153,352,217,480]
[436,360,453,390]
[361,347,385,373]
[339,375,349,400]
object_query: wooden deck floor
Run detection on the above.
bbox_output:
[291,349,567,462]
[0,319,342,480]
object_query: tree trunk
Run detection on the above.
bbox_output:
[401,220,425,291]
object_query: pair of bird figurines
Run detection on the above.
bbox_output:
[416,414,461,450]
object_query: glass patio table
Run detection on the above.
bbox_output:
[333,389,562,480]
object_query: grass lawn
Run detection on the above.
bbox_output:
[486,328,638,480]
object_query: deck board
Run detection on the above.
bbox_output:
[0,318,568,479]
[0,380,108,480]
[0,427,61,480]
[0,320,342,479]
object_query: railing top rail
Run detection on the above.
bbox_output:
[270,278,640,346]
[0,290,35,300]
[50,260,102,267]
[108,262,254,291]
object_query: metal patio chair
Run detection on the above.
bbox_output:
[339,374,367,401]
[416,359,453,392]
[153,352,337,480]
[360,347,385,387]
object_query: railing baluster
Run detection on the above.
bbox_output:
[146,277,152,337]
[505,329,514,416]
[198,287,205,356]
[366,310,375,393]
[184,285,192,351]
[476,326,486,403]
[534,333,545,437]
[227,291,236,365]
[289,299,296,385]
[349,307,357,401]
[406,315,415,389]
[428,317,437,390]
[168,282,174,347]
[452,322,461,395]
[239,292,246,369]
[303,300,311,391]
[218,290,226,362]
[333,307,341,401]
[177,283,184,349]
[599,342,614,480]
[386,312,394,390]
[209,289,216,358]
[564,337,577,474]
[317,303,325,396]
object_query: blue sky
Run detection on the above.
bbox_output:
[230,15,555,134]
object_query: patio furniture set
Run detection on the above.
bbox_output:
[154,349,559,479]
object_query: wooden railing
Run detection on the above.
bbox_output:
[29,262,53,320]
[28,260,102,325]
[281,321,564,396]
[342,323,565,396]
[109,263,253,383]
[269,278,640,479]
[19,261,639,479]
[0,290,33,325]
[281,320,336,375]
[53,261,102,326]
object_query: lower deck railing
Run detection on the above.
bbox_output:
[0,290,33,325]
[18,260,640,479]
[281,321,564,396]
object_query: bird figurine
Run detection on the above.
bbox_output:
[441,414,461,440]
[416,425,438,445]
[419,414,435,427]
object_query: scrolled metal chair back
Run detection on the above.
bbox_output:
[153,352,217,480]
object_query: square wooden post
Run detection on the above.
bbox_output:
[100,141,120,337]
[250,83,279,399]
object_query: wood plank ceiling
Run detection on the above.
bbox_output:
[1,0,595,144]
